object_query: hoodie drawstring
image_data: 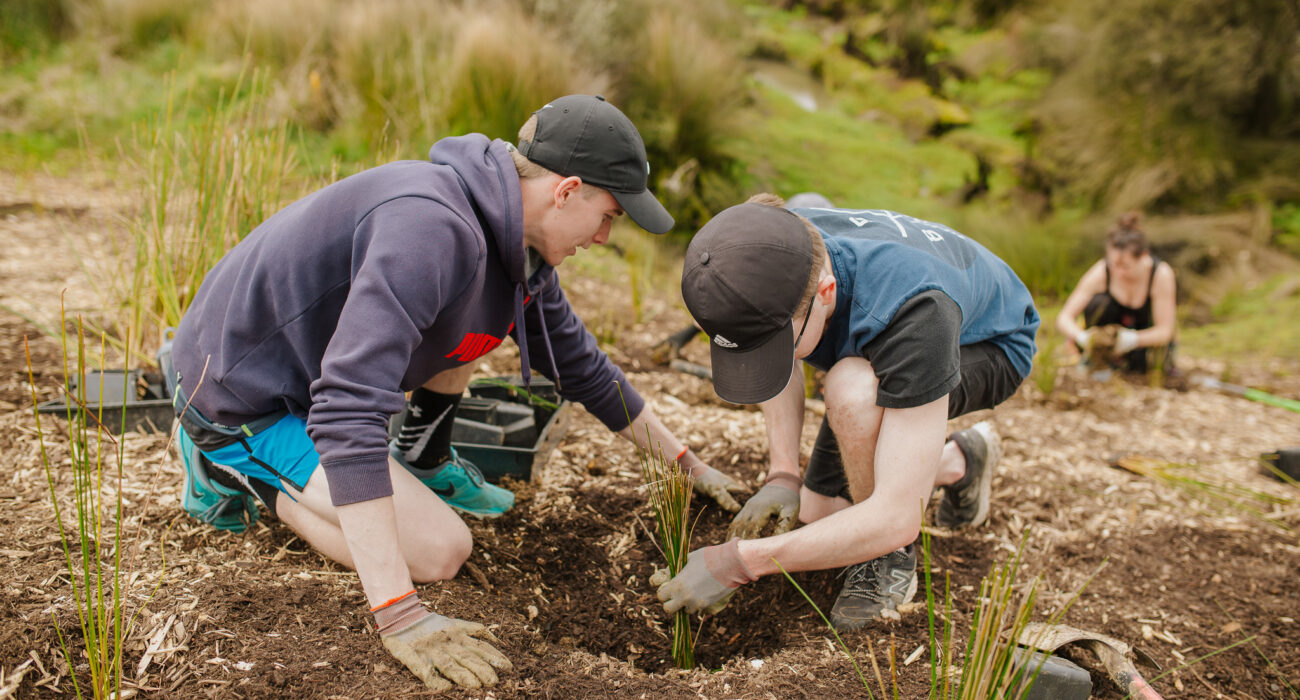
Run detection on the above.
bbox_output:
[512,283,563,393]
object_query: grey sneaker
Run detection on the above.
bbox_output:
[936,421,1000,529]
[829,545,918,631]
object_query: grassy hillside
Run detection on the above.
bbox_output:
[1,0,1296,364]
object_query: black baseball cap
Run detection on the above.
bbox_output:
[519,95,674,234]
[681,203,816,404]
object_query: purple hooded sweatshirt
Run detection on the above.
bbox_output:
[172,134,645,507]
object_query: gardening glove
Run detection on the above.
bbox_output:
[727,472,802,540]
[1114,328,1140,356]
[374,592,512,692]
[690,466,743,513]
[1073,328,1093,351]
[655,538,757,615]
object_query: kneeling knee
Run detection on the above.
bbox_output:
[823,359,879,412]
[409,530,473,582]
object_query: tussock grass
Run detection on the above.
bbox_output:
[79,0,203,55]
[96,68,299,361]
[441,5,592,143]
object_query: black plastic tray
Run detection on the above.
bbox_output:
[36,369,173,435]
[451,376,570,483]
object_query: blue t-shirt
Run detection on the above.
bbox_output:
[793,207,1039,407]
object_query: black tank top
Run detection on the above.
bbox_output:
[1083,256,1165,372]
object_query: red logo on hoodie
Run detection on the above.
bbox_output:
[446,332,505,362]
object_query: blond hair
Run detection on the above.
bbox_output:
[745,192,827,314]
[512,115,552,179]
[512,114,603,201]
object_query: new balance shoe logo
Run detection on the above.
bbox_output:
[886,570,914,600]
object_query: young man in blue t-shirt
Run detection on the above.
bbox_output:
[658,194,1039,630]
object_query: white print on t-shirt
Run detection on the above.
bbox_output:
[794,207,978,269]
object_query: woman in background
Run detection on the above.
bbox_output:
[1056,212,1177,374]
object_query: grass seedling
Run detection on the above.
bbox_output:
[771,559,875,695]
[1114,455,1295,532]
[25,302,165,698]
[470,377,560,411]
[775,527,1083,698]
[635,435,696,669]
[618,382,695,669]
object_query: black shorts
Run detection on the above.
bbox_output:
[802,341,1023,500]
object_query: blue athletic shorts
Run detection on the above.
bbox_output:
[187,414,322,510]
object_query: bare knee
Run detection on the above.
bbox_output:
[799,488,851,524]
[409,527,473,582]
[823,358,879,419]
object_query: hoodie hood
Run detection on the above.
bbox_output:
[429,134,529,286]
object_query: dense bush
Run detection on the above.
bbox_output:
[1034,0,1300,212]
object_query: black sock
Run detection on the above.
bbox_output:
[394,388,461,470]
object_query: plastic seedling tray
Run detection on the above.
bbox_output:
[36,369,174,435]
[452,376,570,483]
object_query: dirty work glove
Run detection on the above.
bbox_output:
[1084,324,1122,367]
[727,472,802,540]
[374,591,512,692]
[690,466,743,513]
[1073,328,1093,351]
[1114,328,1140,356]
[655,538,757,615]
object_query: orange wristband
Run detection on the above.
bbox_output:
[675,446,689,461]
[369,590,417,612]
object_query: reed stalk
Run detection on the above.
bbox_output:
[25,301,162,698]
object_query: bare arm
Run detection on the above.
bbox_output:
[737,394,948,576]
[335,497,415,607]
[761,362,807,480]
[1055,260,1106,341]
[1135,263,1176,348]
[618,405,691,469]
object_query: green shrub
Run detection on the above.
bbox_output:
[1034,0,1300,211]
[0,0,74,62]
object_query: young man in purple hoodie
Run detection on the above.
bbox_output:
[169,95,743,692]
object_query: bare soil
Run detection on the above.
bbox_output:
[2,173,1299,698]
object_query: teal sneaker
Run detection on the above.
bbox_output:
[390,444,514,518]
[178,430,259,532]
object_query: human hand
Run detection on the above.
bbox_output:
[655,538,756,615]
[727,472,801,540]
[375,594,512,691]
[691,466,743,513]
[1114,329,1140,356]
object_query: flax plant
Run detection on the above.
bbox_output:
[635,435,696,669]
[25,304,162,699]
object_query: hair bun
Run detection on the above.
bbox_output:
[1118,211,1142,229]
